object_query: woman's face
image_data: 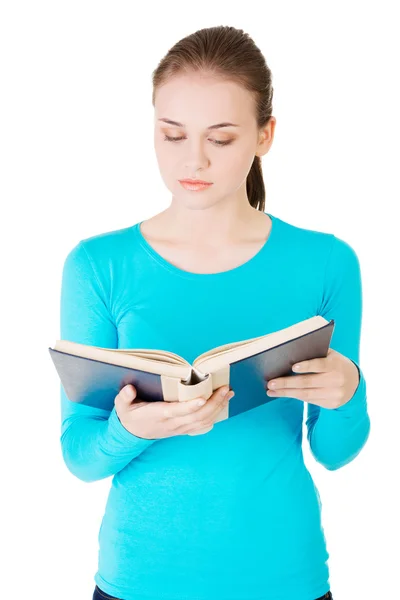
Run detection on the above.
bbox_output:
[153,72,275,210]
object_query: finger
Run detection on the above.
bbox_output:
[175,389,233,434]
[172,386,229,418]
[116,384,137,404]
[292,354,331,374]
[162,396,209,419]
[172,386,229,419]
[268,372,329,390]
[267,386,339,407]
[207,386,231,414]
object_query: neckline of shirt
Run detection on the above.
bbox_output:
[132,211,279,281]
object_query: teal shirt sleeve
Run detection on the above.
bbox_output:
[59,241,156,483]
[306,235,371,471]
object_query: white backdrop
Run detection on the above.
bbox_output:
[1,2,399,599]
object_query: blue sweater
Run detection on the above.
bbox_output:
[59,212,370,600]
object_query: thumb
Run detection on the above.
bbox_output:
[118,384,137,404]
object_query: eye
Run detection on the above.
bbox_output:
[163,134,233,147]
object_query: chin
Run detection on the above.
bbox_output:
[176,194,225,211]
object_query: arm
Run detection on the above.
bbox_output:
[306,235,371,471]
[59,241,156,483]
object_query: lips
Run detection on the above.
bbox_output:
[179,180,213,191]
[179,179,212,184]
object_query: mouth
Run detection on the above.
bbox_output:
[178,180,213,191]
[179,179,213,185]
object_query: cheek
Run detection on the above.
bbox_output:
[154,144,178,173]
[220,151,253,182]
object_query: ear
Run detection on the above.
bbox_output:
[256,116,276,158]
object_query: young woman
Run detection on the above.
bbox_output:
[60,26,370,600]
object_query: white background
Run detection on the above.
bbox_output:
[1,2,399,599]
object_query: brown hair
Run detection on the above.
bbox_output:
[151,26,274,213]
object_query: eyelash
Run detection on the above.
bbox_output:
[163,134,233,147]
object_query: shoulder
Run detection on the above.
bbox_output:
[273,213,360,265]
[61,224,141,300]
[63,223,138,267]
[80,223,138,260]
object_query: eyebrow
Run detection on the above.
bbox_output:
[158,118,240,130]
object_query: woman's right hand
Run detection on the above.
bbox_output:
[114,383,235,439]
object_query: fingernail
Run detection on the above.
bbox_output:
[221,386,229,396]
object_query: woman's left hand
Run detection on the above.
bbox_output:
[266,348,360,409]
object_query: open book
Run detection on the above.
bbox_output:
[49,315,334,435]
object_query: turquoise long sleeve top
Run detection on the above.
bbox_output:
[59,211,370,600]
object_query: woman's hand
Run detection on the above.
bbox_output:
[266,348,360,409]
[114,384,235,439]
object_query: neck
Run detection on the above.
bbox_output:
[157,197,262,246]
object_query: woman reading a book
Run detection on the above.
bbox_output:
[59,26,370,600]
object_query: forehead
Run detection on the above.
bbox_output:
[154,74,253,126]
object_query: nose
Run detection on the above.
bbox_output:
[184,140,210,174]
